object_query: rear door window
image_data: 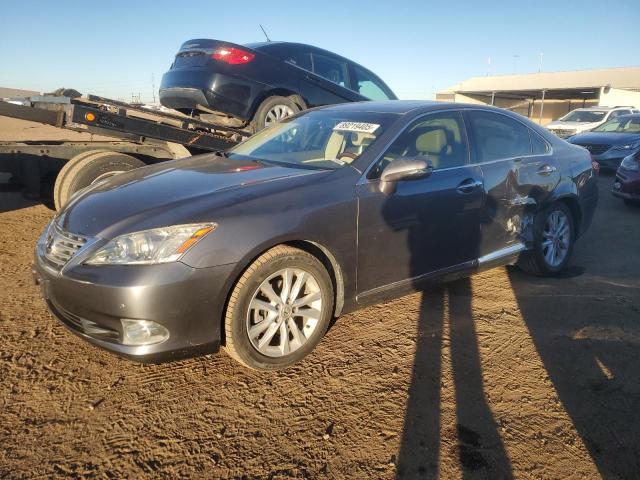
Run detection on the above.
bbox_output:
[530,130,550,155]
[352,65,392,100]
[311,54,349,88]
[467,111,531,163]
[263,44,312,71]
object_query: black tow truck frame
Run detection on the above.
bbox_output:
[0,94,249,209]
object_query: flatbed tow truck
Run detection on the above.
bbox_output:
[0,94,249,209]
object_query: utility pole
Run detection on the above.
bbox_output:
[512,54,519,74]
[538,53,544,73]
[151,74,156,103]
[487,56,491,76]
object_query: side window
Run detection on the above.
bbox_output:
[312,54,348,88]
[370,111,468,178]
[286,50,312,71]
[530,130,550,155]
[352,65,392,100]
[268,45,312,71]
[609,110,630,119]
[467,111,531,163]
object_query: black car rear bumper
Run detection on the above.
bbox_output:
[160,68,267,120]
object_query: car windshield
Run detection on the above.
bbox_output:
[227,110,398,169]
[592,116,640,133]
[559,110,607,123]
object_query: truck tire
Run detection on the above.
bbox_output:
[250,96,300,133]
[54,150,144,210]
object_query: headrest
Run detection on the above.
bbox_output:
[351,132,375,146]
[416,129,446,153]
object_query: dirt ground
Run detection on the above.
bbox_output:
[1,118,639,479]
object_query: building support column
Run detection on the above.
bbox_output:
[539,90,546,125]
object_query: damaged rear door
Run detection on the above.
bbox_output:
[465,109,559,259]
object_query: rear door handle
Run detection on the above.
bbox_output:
[456,178,483,194]
[537,164,557,175]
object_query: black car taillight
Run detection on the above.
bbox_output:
[212,47,255,65]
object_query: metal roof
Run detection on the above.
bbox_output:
[440,67,640,95]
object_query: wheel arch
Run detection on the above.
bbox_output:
[283,240,345,316]
[553,195,583,238]
[220,238,346,345]
[249,88,307,118]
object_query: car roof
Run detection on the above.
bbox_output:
[617,113,640,119]
[247,41,370,66]
[316,100,523,116]
[575,106,634,111]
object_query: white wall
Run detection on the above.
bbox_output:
[599,88,640,109]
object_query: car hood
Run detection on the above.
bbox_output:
[57,153,328,238]
[546,120,598,129]
[568,132,640,145]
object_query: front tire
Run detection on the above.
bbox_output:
[518,203,575,276]
[223,246,334,370]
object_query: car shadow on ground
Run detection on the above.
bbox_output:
[394,174,640,478]
[507,266,640,479]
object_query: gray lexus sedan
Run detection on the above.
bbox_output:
[33,101,598,370]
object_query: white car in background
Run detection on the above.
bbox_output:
[546,106,638,138]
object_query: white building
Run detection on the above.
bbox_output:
[436,67,640,124]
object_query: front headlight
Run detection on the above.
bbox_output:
[621,154,640,171]
[85,223,216,265]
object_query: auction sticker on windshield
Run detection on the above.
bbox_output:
[333,122,380,134]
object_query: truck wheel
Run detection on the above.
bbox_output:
[224,245,334,370]
[250,96,300,133]
[517,203,575,276]
[54,151,144,210]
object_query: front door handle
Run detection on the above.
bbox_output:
[537,164,557,176]
[456,178,483,194]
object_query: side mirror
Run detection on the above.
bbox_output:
[380,157,433,194]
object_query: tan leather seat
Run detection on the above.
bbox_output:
[415,129,448,169]
[324,131,375,162]
[324,131,346,160]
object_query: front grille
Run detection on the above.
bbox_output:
[581,144,610,155]
[552,129,575,138]
[44,224,88,268]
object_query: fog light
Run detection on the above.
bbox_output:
[121,319,169,346]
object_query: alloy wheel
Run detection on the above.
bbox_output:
[542,210,570,267]
[264,104,295,125]
[246,268,322,357]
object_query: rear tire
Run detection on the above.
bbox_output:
[518,203,575,276]
[223,246,334,370]
[250,96,300,133]
[54,151,144,210]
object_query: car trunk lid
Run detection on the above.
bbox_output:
[171,39,257,69]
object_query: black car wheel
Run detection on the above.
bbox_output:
[250,96,300,133]
[518,203,575,276]
[224,246,334,370]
